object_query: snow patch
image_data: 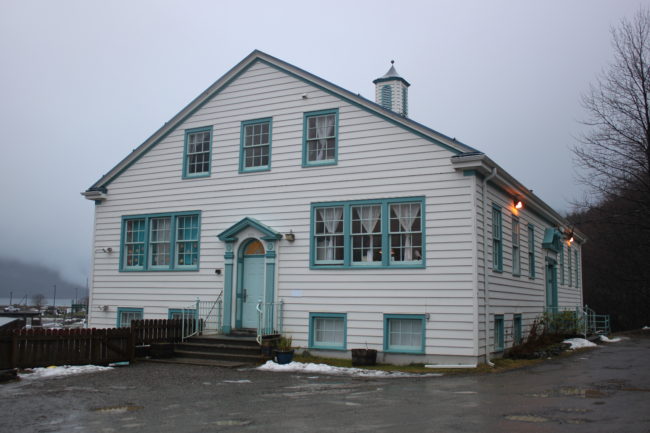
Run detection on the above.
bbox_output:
[563,338,598,349]
[19,365,113,380]
[257,361,442,377]
[599,335,622,343]
[642,326,650,330]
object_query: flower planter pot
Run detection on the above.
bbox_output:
[275,350,294,365]
[351,349,377,366]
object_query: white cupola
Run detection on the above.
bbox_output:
[373,60,410,117]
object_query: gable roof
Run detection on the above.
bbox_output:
[217,217,283,242]
[83,50,478,194]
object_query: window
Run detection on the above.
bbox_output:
[168,308,196,320]
[309,313,346,350]
[183,126,212,178]
[384,315,425,353]
[303,109,338,166]
[240,118,271,172]
[121,212,200,271]
[574,249,579,288]
[513,314,522,345]
[492,205,502,271]
[512,217,520,276]
[528,224,535,279]
[568,246,573,286]
[494,315,504,352]
[381,85,392,109]
[311,197,424,268]
[117,307,143,327]
[559,244,565,285]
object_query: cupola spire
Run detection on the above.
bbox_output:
[373,60,410,117]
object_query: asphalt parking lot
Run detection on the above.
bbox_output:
[1,333,649,433]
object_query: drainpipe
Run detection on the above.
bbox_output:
[482,167,497,366]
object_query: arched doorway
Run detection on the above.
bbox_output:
[236,239,266,329]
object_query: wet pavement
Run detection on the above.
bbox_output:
[1,333,649,433]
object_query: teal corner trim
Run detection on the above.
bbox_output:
[116,307,143,328]
[119,211,201,272]
[182,126,213,179]
[308,313,347,350]
[310,197,426,269]
[239,117,272,173]
[383,314,426,354]
[302,108,339,168]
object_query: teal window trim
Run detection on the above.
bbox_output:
[512,216,520,277]
[239,117,272,173]
[116,307,143,328]
[513,314,522,345]
[559,244,565,285]
[574,249,580,288]
[182,126,212,179]
[492,205,503,272]
[302,108,339,167]
[119,211,201,272]
[308,313,347,350]
[168,308,197,319]
[528,224,536,279]
[384,314,426,354]
[310,197,425,269]
[494,314,504,352]
[568,246,573,287]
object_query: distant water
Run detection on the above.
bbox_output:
[0,297,80,307]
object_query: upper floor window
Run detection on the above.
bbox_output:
[568,246,573,286]
[512,217,520,276]
[240,118,271,172]
[303,109,338,167]
[312,197,424,268]
[528,224,535,279]
[559,244,565,285]
[492,205,503,271]
[121,212,201,271]
[183,126,212,178]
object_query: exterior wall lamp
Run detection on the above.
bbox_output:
[513,198,523,209]
[284,230,296,242]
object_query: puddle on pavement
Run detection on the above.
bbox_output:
[210,420,252,426]
[505,415,550,423]
[527,387,607,399]
[93,405,143,414]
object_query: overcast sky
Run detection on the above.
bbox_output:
[0,0,645,286]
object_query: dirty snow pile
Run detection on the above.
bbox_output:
[19,365,113,380]
[643,326,650,330]
[563,338,598,350]
[257,361,441,377]
[599,335,622,343]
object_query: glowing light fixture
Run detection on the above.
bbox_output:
[513,198,523,209]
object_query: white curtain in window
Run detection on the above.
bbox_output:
[315,115,334,160]
[358,206,381,262]
[394,204,420,261]
[318,207,342,260]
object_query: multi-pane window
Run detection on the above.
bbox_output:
[149,217,171,267]
[494,315,504,352]
[574,249,579,288]
[312,198,424,268]
[304,109,337,166]
[117,308,143,327]
[390,203,423,263]
[184,127,212,177]
[559,245,565,285]
[168,309,196,320]
[512,217,520,276]
[384,315,425,353]
[528,224,535,279]
[241,119,271,171]
[492,206,503,271]
[310,313,346,350]
[314,207,344,264]
[568,246,573,286]
[124,219,146,269]
[121,212,200,271]
[176,215,199,267]
[513,314,523,345]
[351,205,382,264]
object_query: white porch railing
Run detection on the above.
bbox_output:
[256,299,283,344]
[181,293,223,341]
[544,305,610,338]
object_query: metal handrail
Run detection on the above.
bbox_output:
[181,292,223,341]
[256,299,283,345]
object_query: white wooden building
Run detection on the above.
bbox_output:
[83,50,584,365]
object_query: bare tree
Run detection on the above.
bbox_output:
[574,7,650,227]
[32,293,45,310]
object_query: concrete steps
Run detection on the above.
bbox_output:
[170,334,264,366]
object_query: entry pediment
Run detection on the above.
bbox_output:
[217,217,283,242]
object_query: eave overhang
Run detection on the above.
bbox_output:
[217,217,283,243]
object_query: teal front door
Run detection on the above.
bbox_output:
[545,261,558,310]
[239,240,266,329]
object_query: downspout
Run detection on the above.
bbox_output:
[482,167,497,366]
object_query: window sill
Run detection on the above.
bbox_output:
[119,267,199,272]
[308,346,347,351]
[240,166,270,174]
[182,173,210,179]
[310,264,425,270]
[302,160,337,168]
[384,348,425,355]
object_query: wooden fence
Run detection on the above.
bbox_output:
[131,318,197,345]
[1,328,133,370]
